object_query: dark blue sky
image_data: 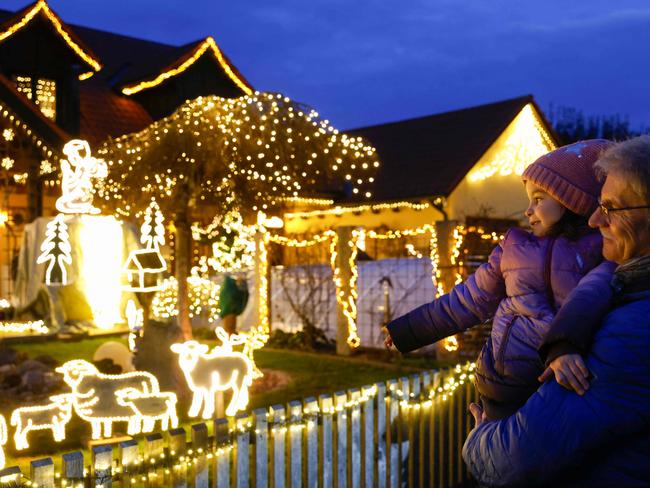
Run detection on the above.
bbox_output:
[7,0,650,130]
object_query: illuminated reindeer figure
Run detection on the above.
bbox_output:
[171,330,254,418]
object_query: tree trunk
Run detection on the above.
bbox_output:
[174,199,192,339]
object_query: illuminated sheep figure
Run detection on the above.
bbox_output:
[171,336,254,418]
[115,388,178,434]
[10,394,76,450]
[55,360,160,439]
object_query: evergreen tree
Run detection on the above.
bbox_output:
[37,214,72,286]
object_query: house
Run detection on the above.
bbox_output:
[123,249,166,292]
[0,0,253,296]
[283,95,559,234]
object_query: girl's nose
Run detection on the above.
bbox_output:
[524,205,533,218]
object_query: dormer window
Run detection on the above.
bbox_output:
[14,76,57,121]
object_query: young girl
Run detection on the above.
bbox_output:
[385,140,614,420]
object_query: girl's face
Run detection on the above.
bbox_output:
[524,181,566,237]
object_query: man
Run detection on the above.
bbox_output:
[462,135,650,486]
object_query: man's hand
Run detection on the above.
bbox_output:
[381,326,393,349]
[538,353,590,395]
[469,402,487,428]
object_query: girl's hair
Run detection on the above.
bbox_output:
[545,209,592,240]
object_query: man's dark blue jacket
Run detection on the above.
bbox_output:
[462,275,650,487]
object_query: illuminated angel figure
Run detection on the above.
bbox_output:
[55,139,107,215]
[37,214,72,286]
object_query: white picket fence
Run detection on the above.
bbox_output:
[0,364,477,488]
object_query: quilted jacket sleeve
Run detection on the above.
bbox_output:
[539,260,616,364]
[462,296,650,487]
[387,238,506,353]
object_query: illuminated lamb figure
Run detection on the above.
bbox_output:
[10,394,76,450]
[55,139,107,215]
[55,360,160,439]
[171,334,254,418]
[115,388,178,434]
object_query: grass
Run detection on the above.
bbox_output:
[1,336,447,471]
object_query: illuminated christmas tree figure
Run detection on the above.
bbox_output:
[37,214,72,286]
[141,199,165,252]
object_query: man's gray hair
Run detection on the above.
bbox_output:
[595,134,650,202]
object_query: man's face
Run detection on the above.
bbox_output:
[588,171,650,264]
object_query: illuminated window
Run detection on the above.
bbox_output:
[14,76,57,121]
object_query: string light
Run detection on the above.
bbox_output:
[0,320,48,335]
[285,198,442,220]
[121,37,252,96]
[468,104,555,182]
[0,102,57,162]
[151,275,221,323]
[0,0,102,76]
[96,92,378,219]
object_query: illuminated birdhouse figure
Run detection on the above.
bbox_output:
[123,250,166,292]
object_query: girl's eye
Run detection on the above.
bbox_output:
[534,197,542,204]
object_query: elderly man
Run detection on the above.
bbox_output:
[462,135,650,486]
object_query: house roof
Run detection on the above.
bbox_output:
[0,2,252,143]
[348,95,555,202]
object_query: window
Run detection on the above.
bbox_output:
[14,76,57,121]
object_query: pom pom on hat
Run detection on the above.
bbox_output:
[522,139,614,216]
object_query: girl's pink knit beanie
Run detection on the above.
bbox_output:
[522,139,614,217]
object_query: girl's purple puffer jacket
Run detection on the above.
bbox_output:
[387,227,604,418]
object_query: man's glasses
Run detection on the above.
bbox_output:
[598,201,650,220]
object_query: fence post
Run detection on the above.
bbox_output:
[334,390,348,488]
[145,433,165,486]
[0,467,22,486]
[288,400,303,487]
[398,376,411,488]
[270,404,286,488]
[118,439,139,487]
[386,379,399,488]
[375,382,387,488]
[92,444,113,488]
[361,384,376,488]
[348,388,361,488]
[235,412,252,488]
[420,371,432,487]
[304,396,319,488]
[30,458,54,488]
[254,408,269,488]
[62,451,84,488]
[319,394,334,488]
[335,226,354,356]
[191,423,209,488]
[168,427,188,488]
[214,417,231,488]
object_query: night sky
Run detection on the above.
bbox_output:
[6,0,650,131]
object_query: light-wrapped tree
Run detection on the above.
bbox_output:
[96,92,378,338]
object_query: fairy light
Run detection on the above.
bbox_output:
[285,199,441,220]
[151,275,221,323]
[171,333,254,418]
[1,157,13,170]
[96,92,378,219]
[121,37,252,96]
[0,0,102,76]
[468,104,555,182]
[0,320,48,335]
[0,101,57,162]
[2,128,13,141]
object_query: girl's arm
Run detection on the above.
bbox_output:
[387,238,506,353]
[539,260,617,364]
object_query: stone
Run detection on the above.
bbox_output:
[21,369,45,392]
[0,348,17,366]
[17,359,47,375]
[33,354,58,368]
[0,364,16,375]
[93,341,134,373]
[3,373,20,388]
